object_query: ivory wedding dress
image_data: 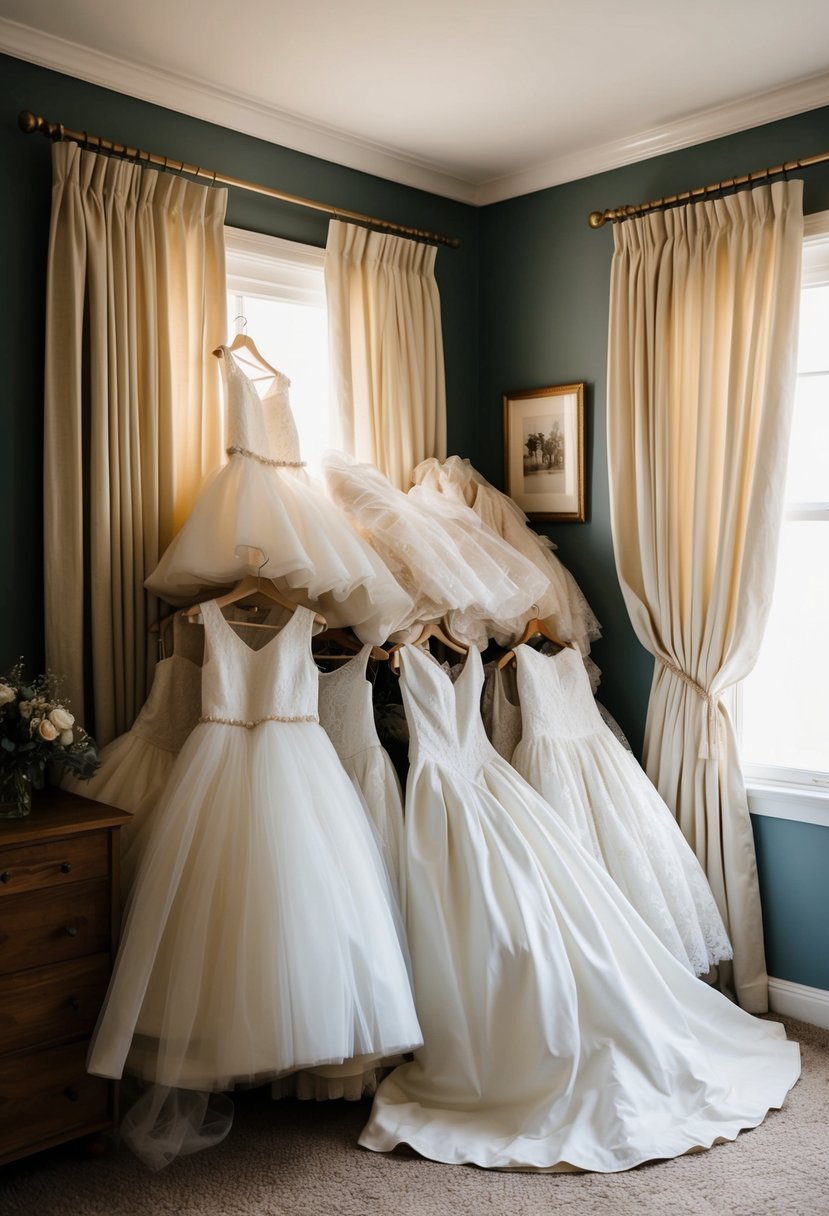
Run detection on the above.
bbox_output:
[88,600,421,1095]
[509,643,732,975]
[359,643,799,1173]
[145,349,413,644]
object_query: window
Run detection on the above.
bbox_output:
[736,211,829,792]
[224,226,332,472]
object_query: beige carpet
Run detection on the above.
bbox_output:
[4,1016,828,1216]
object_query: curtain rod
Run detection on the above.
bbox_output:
[18,110,460,249]
[587,145,829,229]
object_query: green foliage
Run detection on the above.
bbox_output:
[0,660,99,788]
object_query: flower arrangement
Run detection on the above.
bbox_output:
[0,660,99,815]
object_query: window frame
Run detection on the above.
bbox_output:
[737,209,829,816]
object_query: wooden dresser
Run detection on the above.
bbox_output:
[0,787,131,1166]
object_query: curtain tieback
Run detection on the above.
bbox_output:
[661,659,721,761]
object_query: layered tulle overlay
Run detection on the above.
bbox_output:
[321,451,549,644]
[359,644,799,1172]
[145,350,412,644]
[88,603,421,1095]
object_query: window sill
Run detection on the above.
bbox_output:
[747,780,829,827]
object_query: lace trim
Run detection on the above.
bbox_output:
[226,446,306,469]
[200,713,318,728]
[660,659,721,761]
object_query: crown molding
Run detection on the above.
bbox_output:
[0,17,479,205]
[3,16,828,209]
[477,70,829,206]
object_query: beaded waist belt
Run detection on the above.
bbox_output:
[226,445,306,468]
[200,713,319,729]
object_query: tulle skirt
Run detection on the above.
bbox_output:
[360,753,799,1172]
[87,719,422,1092]
[145,456,412,643]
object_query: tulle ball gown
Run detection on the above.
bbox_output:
[145,348,413,644]
[359,643,799,1173]
[87,600,422,1093]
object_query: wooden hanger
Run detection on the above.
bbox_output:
[389,618,469,673]
[312,627,389,663]
[181,575,327,628]
[213,326,279,383]
[497,616,572,670]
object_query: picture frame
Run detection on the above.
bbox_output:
[502,383,585,522]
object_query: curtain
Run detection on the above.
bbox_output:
[607,181,803,1011]
[325,219,446,490]
[44,141,227,746]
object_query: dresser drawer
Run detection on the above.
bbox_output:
[0,955,111,1054]
[0,1040,111,1162]
[0,879,111,976]
[0,830,109,897]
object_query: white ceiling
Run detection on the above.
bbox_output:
[3,0,829,204]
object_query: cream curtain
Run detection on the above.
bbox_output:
[44,141,227,746]
[607,181,803,1011]
[325,219,446,490]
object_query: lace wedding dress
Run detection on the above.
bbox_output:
[509,644,731,975]
[359,643,799,1172]
[88,600,421,1099]
[145,349,413,644]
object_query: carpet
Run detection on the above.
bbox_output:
[3,1016,827,1216]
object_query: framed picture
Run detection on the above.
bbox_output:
[503,383,585,522]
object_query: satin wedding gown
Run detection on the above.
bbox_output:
[359,643,799,1173]
[88,600,421,1095]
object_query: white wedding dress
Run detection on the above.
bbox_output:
[359,643,799,1173]
[145,349,413,644]
[88,600,421,1096]
[509,644,732,975]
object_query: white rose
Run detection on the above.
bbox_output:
[0,684,15,706]
[38,719,58,741]
[59,729,74,746]
[18,700,33,719]
[49,706,75,732]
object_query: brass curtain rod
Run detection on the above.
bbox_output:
[18,110,460,249]
[587,146,829,229]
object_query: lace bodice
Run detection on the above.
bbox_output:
[199,599,318,724]
[218,346,302,465]
[514,644,606,742]
[318,647,379,761]
[398,645,492,778]
[480,662,523,761]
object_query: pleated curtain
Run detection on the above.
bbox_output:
[607,181,803,1011]
[44,141,228,746]
[325,219,447,490]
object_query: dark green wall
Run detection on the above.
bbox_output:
[0,52,480,672]
[479,105,829,992]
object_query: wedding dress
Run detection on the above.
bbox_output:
[321,451,549,644]
[359,643,799,1173]
[87,600,421,1097]
[508,644,731,975]
[145,349,413,644]
[412,455,600,652]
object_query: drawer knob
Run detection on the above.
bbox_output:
[68,996,81,1012]
[65,1086,80,1102]
[0,871,10,884]
[59,861,72,874]
[65,924,78,937]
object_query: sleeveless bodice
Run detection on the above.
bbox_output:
[318,647,378,761]
[398,645,492,778]
[130,656,203,752]
[514,644,603,742]
[199,600,318,725]
[219,346,303,465]
[481,662,523,761]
